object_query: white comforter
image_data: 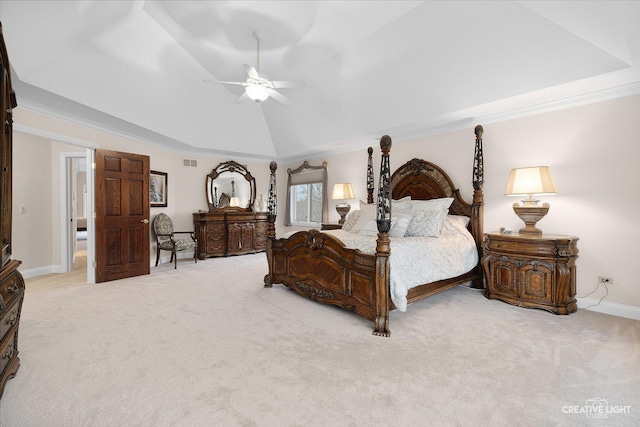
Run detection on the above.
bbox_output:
[284,217,478,311]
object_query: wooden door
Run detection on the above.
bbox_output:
[95,150,150,282]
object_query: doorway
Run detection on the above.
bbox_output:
[62,149,95,283]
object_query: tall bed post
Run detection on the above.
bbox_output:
[471,125,484,289]
[264,161,277,288]
[373,135,392,337]
[367,146,374,204]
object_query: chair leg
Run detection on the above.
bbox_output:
[155,247,160,266]
[173,251,177,269]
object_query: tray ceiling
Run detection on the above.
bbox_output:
[2,1,639,161]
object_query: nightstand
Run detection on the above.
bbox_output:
[321,223,343,231]
[481,232,579,314]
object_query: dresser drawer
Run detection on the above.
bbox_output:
[0,298,21,343]
[206,224,226,235]
[0,269,24,311]
[0,328,17,380]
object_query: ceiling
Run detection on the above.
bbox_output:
[2,1,639,161]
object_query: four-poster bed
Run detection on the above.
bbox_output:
[264,126,485,336]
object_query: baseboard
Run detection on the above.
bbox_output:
[22,254,197,278]
[20,265,62,279]
[577,298,640,321]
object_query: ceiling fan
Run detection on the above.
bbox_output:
[217,32,305,105]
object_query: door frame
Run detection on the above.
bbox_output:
[61,149,95,283]
[14,123,98,283]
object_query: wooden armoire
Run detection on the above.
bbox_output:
[0,22,24,399]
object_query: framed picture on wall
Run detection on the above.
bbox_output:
[150,170,168,207]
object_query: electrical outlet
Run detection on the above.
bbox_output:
[598,276,613,285]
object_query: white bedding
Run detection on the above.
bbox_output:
[283,217,479,311]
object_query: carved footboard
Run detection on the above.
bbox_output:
[263,138,392,337]
[267,230,380,324]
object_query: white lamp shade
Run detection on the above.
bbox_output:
[505,166,558,196]
[245,84,272,102]
[229,197,240,207]
[331,183,355,200]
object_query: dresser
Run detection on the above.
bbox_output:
[481,232,579,314]
[0,23,23,399]
[0,261,24,398]
[193,211,268,258]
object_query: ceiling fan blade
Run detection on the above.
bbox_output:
[268,90,291,105]
[235,91,249,104]
[270,80,306,89]
[244,64,260,80]
[218,81,248,87]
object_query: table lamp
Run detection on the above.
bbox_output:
[331,183,355,225]
[505,166,557,235]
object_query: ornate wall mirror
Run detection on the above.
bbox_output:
[206,161,256,211]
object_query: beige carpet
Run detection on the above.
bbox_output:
[1,254,638,426]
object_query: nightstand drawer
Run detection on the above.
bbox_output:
[485,239,558,257]
[321,223,342,231]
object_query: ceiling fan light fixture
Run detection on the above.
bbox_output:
[245,84,272,102]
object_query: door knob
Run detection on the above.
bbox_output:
[141,219,149,224]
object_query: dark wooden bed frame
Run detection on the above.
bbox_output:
[264,126,485,336]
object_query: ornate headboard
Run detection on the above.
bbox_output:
[390,159,473,218]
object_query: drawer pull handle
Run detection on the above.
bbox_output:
[2,342,14,359]
[6,282,19,293]
[6,309,17,326]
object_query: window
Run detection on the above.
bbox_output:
[285,161,328,226]
[291,182,323,224]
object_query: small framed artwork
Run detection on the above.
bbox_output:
[150,170,168,207]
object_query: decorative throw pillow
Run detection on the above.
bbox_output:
[389,208,414,237]
[406,206,449,237]
[410,197,454,211]
[341,210,361,232]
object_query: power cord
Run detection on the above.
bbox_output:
[578,281,609,310]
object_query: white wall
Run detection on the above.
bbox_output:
[11,94,640,315]
[281,94,640,312]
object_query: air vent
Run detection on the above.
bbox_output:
[183,159,198,167]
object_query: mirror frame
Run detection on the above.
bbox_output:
[206,161,256,212]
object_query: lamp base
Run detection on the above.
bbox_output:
[513,203,549,236]
[335,204,351,225]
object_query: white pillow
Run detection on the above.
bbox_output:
[349,204,377,234]
[447,214,470,228]
[351,197,410,235]
[359,196,411,210]
[406,206,448,237]
[355,218,382,236]
[389,208,414,237]
[341,210,361,232]
[410,197,454,211]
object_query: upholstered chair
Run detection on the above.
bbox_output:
[152,213,198,269]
